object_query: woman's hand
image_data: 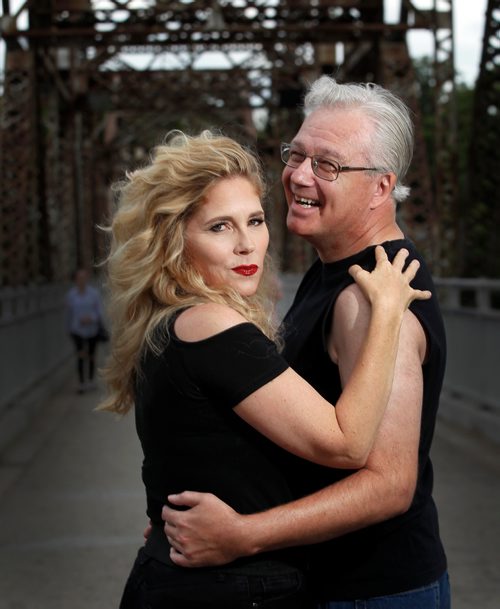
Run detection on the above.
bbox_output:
[348,246,431,313]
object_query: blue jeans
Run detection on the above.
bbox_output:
[317,572,450,609]
[119,547,307,608]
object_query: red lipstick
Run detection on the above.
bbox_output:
[232,265,258,276]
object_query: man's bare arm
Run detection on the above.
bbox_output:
[164,286,426,567]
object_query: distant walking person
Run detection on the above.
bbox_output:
[66,268,105,394]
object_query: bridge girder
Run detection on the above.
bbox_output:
[0,1,458,283]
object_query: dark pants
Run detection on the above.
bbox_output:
[71,333,98,383]
[317,571,451,609]
[119,547,307,609]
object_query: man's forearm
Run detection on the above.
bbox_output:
[164,444,417,567]
[235,467,411,556]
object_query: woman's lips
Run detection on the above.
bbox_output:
[232,265,258,276]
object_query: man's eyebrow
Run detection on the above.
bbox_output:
[291,141,347,163]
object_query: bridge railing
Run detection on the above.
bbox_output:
[0,284,72,453]
[1,277,499,453]
[435,278,500,444]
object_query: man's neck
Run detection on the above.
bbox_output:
[315,223,404,263]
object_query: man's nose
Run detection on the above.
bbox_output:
[289,158,315,185]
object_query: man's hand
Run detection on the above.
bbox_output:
[162,491,247,567]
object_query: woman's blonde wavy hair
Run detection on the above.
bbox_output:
[98,130,280,415]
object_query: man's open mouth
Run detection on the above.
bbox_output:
[296,196,321,208]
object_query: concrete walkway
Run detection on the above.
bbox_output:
[0,367,499,609]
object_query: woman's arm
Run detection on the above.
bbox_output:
[175,246,430,469]
[163,291,427,567]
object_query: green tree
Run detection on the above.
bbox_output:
[413,57,477,276]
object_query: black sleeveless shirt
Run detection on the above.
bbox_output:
[280,239,448,600]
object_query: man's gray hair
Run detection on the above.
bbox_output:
[303,76,414,203]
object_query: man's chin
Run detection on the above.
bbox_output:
[286,216,312,237]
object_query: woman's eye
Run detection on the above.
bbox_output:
[250,217,265,227]
[210,223,227,233]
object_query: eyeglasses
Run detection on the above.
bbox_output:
[280,143,382,182]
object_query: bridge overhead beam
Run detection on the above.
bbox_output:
[0,1,459,282]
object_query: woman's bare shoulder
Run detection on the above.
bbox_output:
[174,303,249,342]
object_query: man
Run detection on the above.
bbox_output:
[162,76,450,608]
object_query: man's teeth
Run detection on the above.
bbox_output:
[297,197,319,208]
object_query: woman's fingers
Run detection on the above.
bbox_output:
[390,246,409,270]
[412,287,432,301]
[374,244,390,264]
[402,258,421,281]
[349,245,432,306]
[348,263,364,282]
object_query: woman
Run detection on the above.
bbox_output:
[99,130,430,609]
[66,268,105,394]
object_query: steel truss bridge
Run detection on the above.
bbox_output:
[0,0,498,286]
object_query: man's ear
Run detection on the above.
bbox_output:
[370,172,397,209]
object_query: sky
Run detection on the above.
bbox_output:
[386,0,489,85]
[0,0,488,86]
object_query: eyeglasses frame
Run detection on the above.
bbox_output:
[280,143,383,182]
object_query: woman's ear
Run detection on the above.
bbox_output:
[370,172,397,209]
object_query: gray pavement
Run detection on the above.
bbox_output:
[1,369,499,608]
[431,424,500,607]
[0,368,144,609]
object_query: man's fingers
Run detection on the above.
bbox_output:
[167,491,205,508]
[143,521,152,540]
[162,505,178,526]
[169,545,208,568]
[169,546,191,567]
[166,534,183,552]
[162,491,204,524]
[164,520,177,537]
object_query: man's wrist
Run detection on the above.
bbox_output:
[230,513,262,557]
[237,511,282,556]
